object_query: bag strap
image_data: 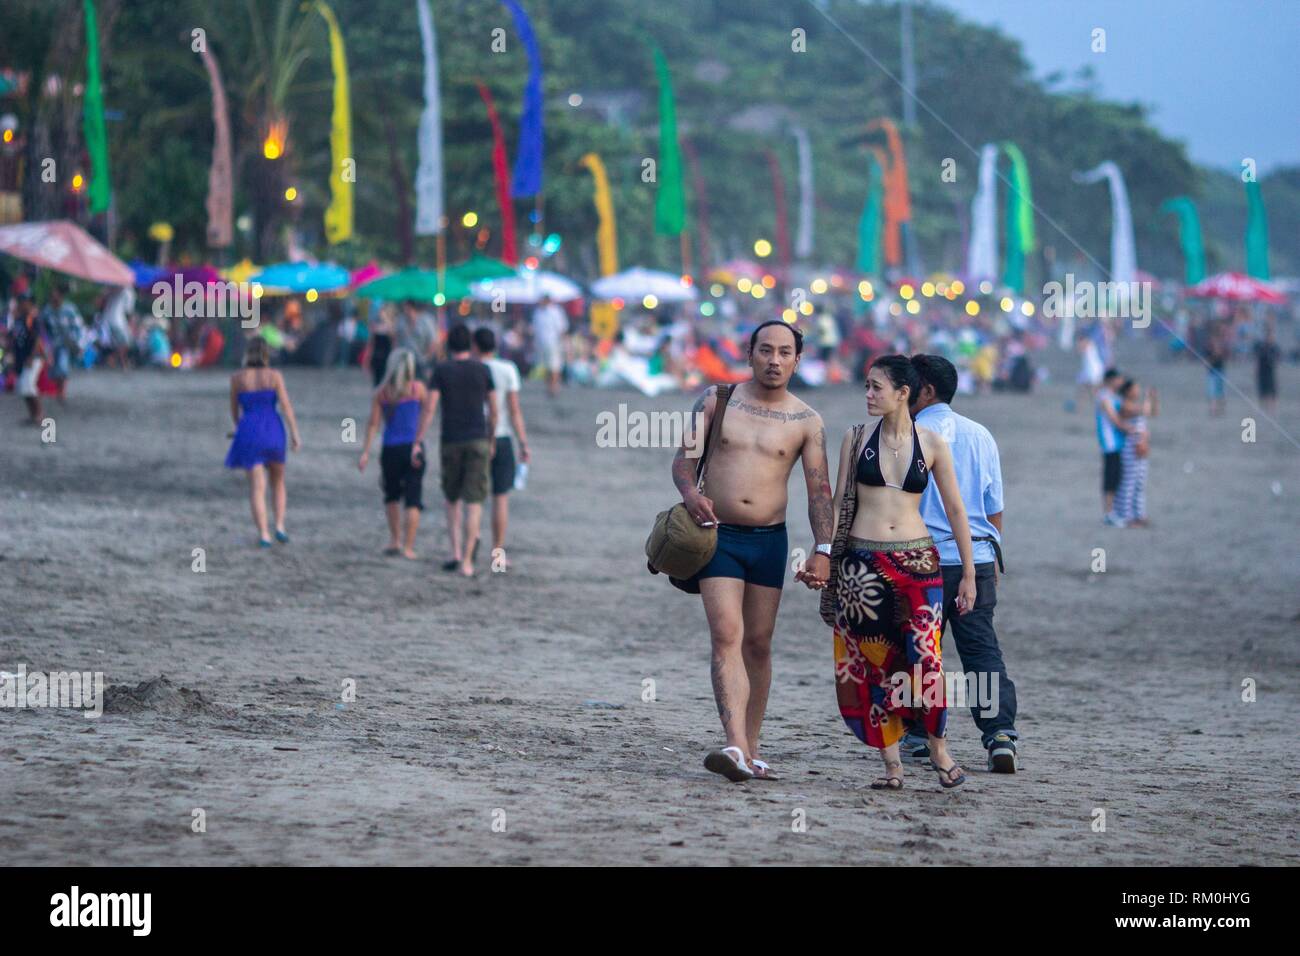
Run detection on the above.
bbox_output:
[694,384,733,492]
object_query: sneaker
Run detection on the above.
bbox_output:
[987,733,1018,773]
[900,735,931,766]
[1103,512,1128,528]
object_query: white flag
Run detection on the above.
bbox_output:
[966,143,998,281]
[1073,161,1136,283]
[415,0,444,235]
[792,126,814,261]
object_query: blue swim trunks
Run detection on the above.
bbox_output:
[695,522,789,590]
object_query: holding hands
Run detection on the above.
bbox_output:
[797,551,830,590]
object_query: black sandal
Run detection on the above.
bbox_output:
[870,759,904,790]
[934,762,967,789]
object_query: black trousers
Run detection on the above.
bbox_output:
[907,562,1018,748]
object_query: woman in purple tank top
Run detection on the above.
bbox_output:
[359,348,430,558]
[226,337,302,547]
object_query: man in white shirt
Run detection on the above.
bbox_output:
[905,354,1020,773]
[473,326,530,568]
[530,295,567,397]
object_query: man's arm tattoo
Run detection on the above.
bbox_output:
[672,387,714,496]
[806,427,834,544]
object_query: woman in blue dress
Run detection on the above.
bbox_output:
[225,337,302,547]
[358,348,430,558]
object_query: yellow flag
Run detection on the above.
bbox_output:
[579,152,619,338]
[316,2,353,244]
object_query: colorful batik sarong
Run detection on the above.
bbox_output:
[832,536,946,749]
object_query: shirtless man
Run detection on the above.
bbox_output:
[671,320,834,782]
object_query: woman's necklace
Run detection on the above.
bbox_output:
[881,426,910,459]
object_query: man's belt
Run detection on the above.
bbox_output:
[972,535,1005,574]
[935,533,1005,574]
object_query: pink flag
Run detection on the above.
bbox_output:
[199,45,233,249]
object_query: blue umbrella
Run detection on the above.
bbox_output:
[129,259,169,288]
[250,262,351,293]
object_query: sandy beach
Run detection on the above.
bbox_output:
[2,344,1297,866]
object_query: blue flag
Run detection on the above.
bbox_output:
[501,0,543,198]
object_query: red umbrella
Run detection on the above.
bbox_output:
[0,220,134,286]
[1186,271,1285,304]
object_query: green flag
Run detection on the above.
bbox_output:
[1000,142,1033,292]
[1159,196,1206,285]
[652,47,685,236]
[82,0,112,214]
[1244,180,1269,280]
[856,153,884,275]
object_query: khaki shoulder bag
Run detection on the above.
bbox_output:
[645,384,734,590]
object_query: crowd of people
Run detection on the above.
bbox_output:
[3,261,1294,795]
[225,320,529,578]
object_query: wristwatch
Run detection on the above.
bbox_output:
[815,544,832,557]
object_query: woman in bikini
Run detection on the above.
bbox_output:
[358,348,430,558]
[826,355,977,790]
[225,337,302,547]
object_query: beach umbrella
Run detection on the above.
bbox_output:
[354,267,471,302]
[707,259,764,285]
[591,267,697,303]
[222,258,261,284]
[250,261,351,294]
[0,220,133,286]
[1186,272,1285,304]
[470,269,581,304]
[349,261,384,289]
[129,259,168,288]
[177,264,222,285]
[444,254,516,284]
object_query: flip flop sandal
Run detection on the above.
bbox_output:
[750,758,780,781]
[934,763,967,789]
[704,746,754,783]
[870,759,904,790]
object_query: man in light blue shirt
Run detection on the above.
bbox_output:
[903,355,1019,772]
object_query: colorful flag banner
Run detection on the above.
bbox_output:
[1244,179,1270,280]
[999,142,1034,292]
[1073,161,1136,283]
[198,44,232,248]
[765,149,791,274]
[315,2,353,244]
[652,46,685,236]
[792,125,814,261]
[500,0,543,198]
[580,152,619,338]
[82,0,112,215]
[965,143,998,281]
[856,148,886,276]
[414,0,444,236]
[1159,196,1206,285]
[477,82,517,265]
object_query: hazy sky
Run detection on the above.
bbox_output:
[930,0,1299,172]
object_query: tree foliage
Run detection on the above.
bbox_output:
[3,0,1277,280]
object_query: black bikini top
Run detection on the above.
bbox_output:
[856,420,929,493]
